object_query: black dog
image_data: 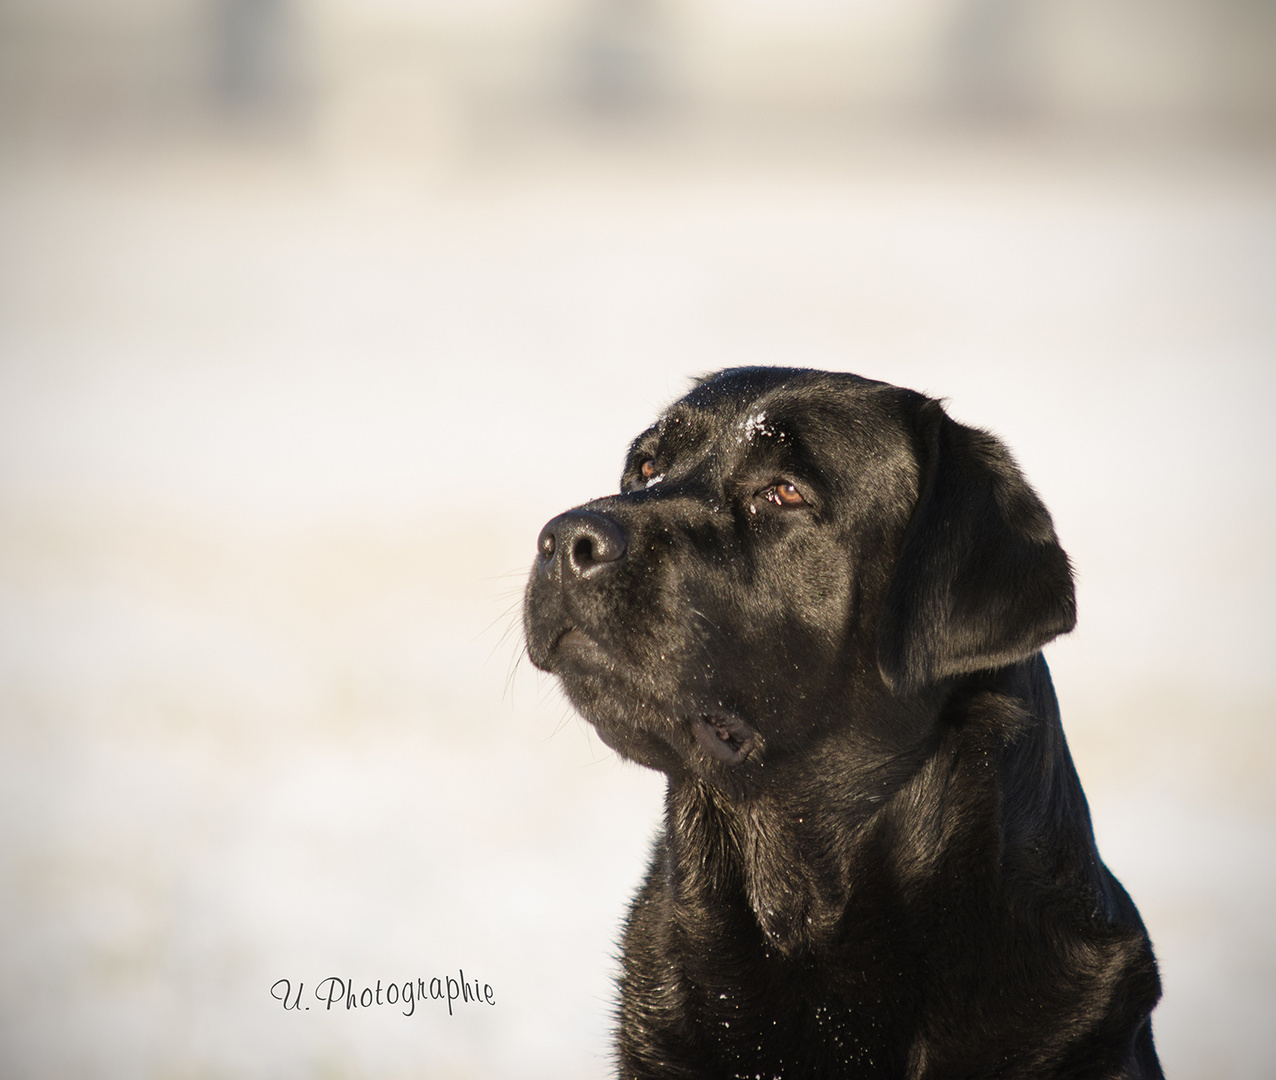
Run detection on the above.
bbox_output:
[524,368,1161,1079]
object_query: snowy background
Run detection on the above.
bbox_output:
[1,1,1274,1077]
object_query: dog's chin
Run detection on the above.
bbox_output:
[584,706,759,776]
[542,631,762,772]
[598,702,761,775]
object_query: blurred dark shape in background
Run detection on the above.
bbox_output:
[570,0,673,119]
[0,0,314,149]
[0,0,1271,161]
[941,0,1040,121]
[209,0,305,114]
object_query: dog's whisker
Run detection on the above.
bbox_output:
[489,611,526,657]
[687,605,723,636]
[547,704,576,741]
[479,566,535,584]
[501,644,524,704]
[478,596,524,634]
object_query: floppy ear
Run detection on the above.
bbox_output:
[876,400,1076,693]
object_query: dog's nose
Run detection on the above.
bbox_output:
[538,510,627,578]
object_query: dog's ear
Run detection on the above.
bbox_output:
[876,400,1076,694]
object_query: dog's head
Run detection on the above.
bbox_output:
[524,367,1075,787]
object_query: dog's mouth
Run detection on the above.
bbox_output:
[692,711,757,765]
[543,627,607,669]
[554,627,592,654]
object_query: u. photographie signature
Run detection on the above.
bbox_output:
[271,971,495,1016]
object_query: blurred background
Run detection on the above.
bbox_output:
[0,1,1273,1077]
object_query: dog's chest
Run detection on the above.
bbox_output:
[625,878,921,1077]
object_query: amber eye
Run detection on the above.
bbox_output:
[767,482,805,507]
[640,459,658,480]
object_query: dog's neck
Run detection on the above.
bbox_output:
[660,656,1103,958]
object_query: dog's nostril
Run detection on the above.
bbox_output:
[567,515,625,573]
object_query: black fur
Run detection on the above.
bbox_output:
[524,368,1161,1079]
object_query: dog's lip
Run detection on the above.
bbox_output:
[691,710,757,766]
[549,627,604,663]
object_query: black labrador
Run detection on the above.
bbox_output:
[524,368,1161,1079]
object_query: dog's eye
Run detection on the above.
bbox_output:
[640,459,658,480]
[764,483,805,507]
